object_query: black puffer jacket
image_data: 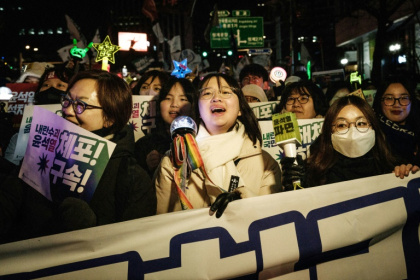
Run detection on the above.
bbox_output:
[87,125,156,226]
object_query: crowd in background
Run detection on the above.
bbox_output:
[0,56,419,243]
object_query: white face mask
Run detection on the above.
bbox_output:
[141,88,159,96]
[331,127,375,158]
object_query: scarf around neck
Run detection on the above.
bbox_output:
[196,121,246,191]
[378,114,418,163]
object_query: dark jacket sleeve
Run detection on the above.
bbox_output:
[0,163,57,243]
[115,156,157,222]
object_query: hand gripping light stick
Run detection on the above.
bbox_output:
[272,112,302,190]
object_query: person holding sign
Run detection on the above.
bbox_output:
[155,73,282,217]
[281,95,418,190]
[277,80,328,119]
[59,70,156,229]
[134,76,195,178]
[372,76,420,166]
[0,70,156,243]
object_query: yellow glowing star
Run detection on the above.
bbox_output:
[92,35,121,64]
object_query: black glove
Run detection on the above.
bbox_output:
[209,192,241,218]
[59,197,97,231]
[280,156,305,191]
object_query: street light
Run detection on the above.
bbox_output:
[389,43,401,52]
[340,58,348,65]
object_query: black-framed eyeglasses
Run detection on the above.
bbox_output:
[199,86,238,100]
[286,95,310,105]
[61,95,103,115]
[332,117,371,134]
[381,95,411,106]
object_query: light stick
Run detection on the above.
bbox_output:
[92,35,121,72]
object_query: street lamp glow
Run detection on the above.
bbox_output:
[25,45,30,49]
[389,43,401,52]
[398,55,406,64]
[340,58,348,65]
[33,47,39,52]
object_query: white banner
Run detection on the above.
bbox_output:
[1,173,419,279]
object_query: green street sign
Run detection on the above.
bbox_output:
[210,17,264,49]
[232,10,250,17]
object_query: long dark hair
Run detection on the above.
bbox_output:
[196,73,262,144]
[154,76,196,136]
[132,70,170,95]
[307,95,396,186]
[277,80,328,117]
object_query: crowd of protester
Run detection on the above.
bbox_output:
[0,58,419,244]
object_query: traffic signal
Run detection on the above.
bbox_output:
[202,51,208,58]
[227,50,233,56]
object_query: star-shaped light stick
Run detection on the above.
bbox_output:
[92,35,121,71]
[171,59,192,78]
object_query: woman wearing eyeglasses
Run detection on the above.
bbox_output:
[59,70,157,227]
[0,70,156,243]
[372,76,420,166]
[277,80,328,119]
[154,73,282,217]
[281,95,418,190]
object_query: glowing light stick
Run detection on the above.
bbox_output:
[171,59,192,78]
[70,39,93,60]
[92,35,121,71]
[269,67,287,86]
[350,71,362,89]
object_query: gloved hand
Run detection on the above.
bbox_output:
[146,150,162,172]
[280,156,305,191]
[209,192,241,218]
[58,197,97,231]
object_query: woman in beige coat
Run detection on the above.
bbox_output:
[154,73,282,217]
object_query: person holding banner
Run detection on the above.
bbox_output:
[281,95,418,190]
[372,76,420,166]
[277,80,328,119]
[155,73,282,217]
[134,76,195,178]
[59,70,157,228]
[0,70,156,243]
[132,69,170,96]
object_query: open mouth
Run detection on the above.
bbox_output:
[211,107,226,113]
[390,110,403,114]
[169,111,179,117]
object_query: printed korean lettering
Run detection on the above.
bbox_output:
[56,131,78,159]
